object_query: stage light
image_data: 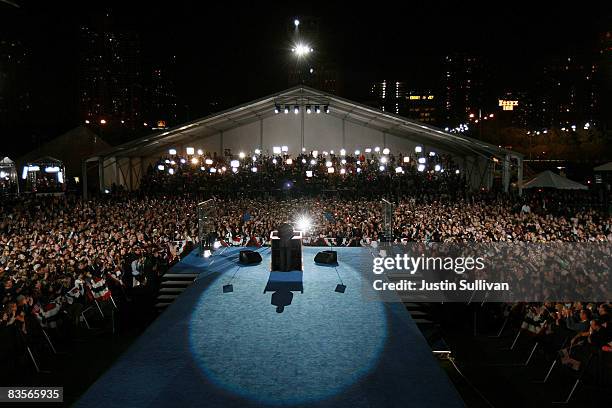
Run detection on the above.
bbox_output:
[251,167,257,173]
[232,167,238,173]
[295,215,312,232]
[310,159,316,165]
[191,158,199,165]
[239,152,246,159]
[186,147,195,155]
[374,146,380,152]
[205,159,213,165]
[255,148,261,155]
[323,151,328,156]
[21,167,28,179]
[395,166,403,174]
[315,105,321,114]
[380,157,388,164]
[169,168,175,175]
[169,148,177,155]
[281,145,289,152]
[365,148,372,153]
[306,170,313,177]
[44,166,60,173]
[306,105,312,114]
[286,158,293,165]
[340,148,346,156]
[210,168,217,173]
[382,148,390,155]
[429,151,436,157]
[417,164,426,172]
[327,167,335,173]
[325,161,332,167]
[340,168,346,174]
[415,146,422,153]
[379,165,385,171]
[273,146,282,154]
[197,149,204,155]
[294,105,299,114]
[312,150,319,158]
[294,19,300,27]
[284,106,289,114]
[84,119,90,124]
[324,105,329,114]
[403,156,410,163]
[418,158,426,164]
[354,150,360,155]
[180,158,186,164]
[272,158,277,164]
[274,105,280,114]
[434,164,441,172]
[230,160,240,168]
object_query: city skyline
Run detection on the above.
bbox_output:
[0,2,610,156]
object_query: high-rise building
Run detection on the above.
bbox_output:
[78,15,143,133]
[146,56,178,129]
[534,55,599,129]
[441,54,488,127]
[405,90,437,124]
[0,39,30,129]
[369,80,406,114]
[598,30,612,130]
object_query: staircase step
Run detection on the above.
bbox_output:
[157,294,179,301]
[159,287,185,294]
[161,280,192,287]
[155,302,172,309]
[162,273,198,280]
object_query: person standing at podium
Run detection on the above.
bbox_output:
[277,223,294,271]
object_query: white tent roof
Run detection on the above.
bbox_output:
[89,86,521,161]
[594,162,612,172]
[523,170,587,190]
[1,157,14,165]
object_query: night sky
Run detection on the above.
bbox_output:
[1,1,610,155]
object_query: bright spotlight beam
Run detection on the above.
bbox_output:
[295,215,312,232]
[292,43,312,57]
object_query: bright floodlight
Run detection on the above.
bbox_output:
[157,165,164,171]
[306,170,313,177]
[205,159,213,165]
[272,158,277,164]
[354,150,360,155]
[251,167,257,173]
[180,158,186,164]
[415,146,422,153]
[327,167,335,174]
[168,168,175,175]
[239,152,246,159]
[255,148,261,155]
[380,156,388,164]
[310,159,316,165]
[418,157,426,164]
[186,147,195,155]
[232,167,238,173]
[341,159,346,165]
[197,149,204,155]
[403,156,410,163]
[293,43,312,57]
[434,164,441,172]
[302,158,307,164]
[417,164,426,172]
[379,165,385,171]
[230,160,240,168]
[325,161,332,168]
[395,166,403,174]
[169,148,177,155]
[209,167,217,173]
[294,19,300,27]
[365,148,372,153]
[429,151,436,157]
[340,168,346,174]
[382,148,390,155]
[455,169,460,174]
[191,157,198,165]
[374,146,380,152]
[340,148,346,156]
[281,145,289,152]
[295,215,311,232]
[357,168,362,173]
[312,150,319,158]
[273,146,282,154]
[286,158,293,165]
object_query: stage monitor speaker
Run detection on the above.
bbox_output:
[239,250,262,265]
[314,250,337,265]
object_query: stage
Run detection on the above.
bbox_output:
[75,247,464,408]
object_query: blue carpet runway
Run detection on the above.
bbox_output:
[76,247,464,408]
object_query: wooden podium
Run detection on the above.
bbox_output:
[270,229,303,272]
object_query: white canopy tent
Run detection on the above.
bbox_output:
[522,170,587,190]
[83,86,523,198]
[594,162,612,172]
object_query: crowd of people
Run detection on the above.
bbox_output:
[1,149,610,396]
